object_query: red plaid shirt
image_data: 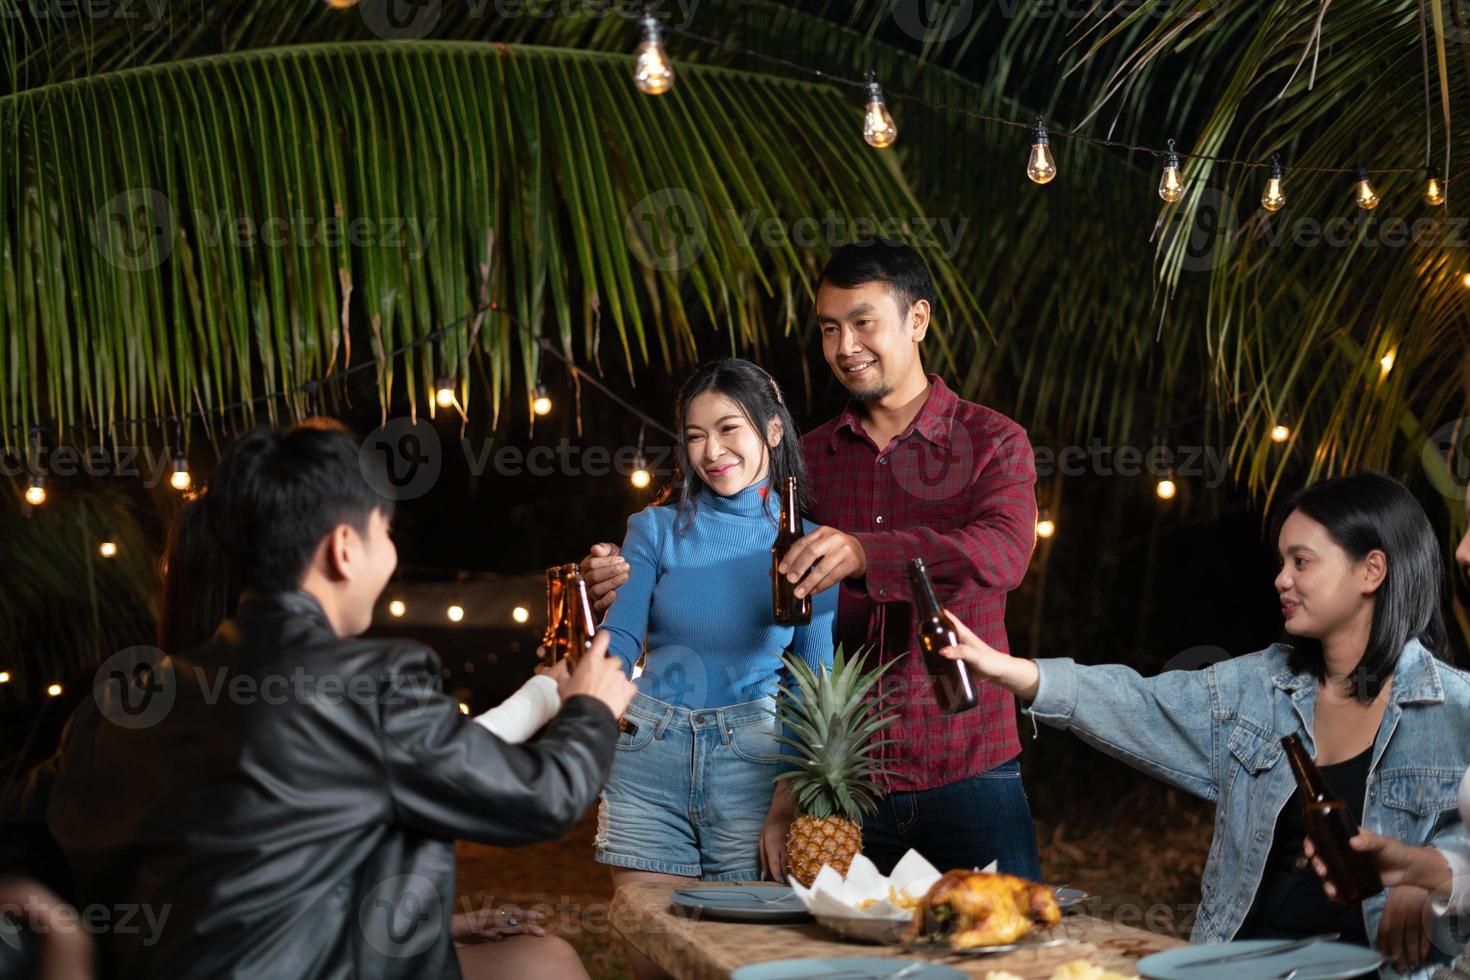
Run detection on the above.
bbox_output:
[802,375,1037,793]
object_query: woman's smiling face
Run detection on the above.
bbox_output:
[682,391,780,496]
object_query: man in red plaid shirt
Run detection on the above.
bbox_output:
[585,240,1040,881]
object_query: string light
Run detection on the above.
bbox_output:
[99,538,118,558]
[1158,140,1184,204]
[435,378,456,409]
[1353,165,1380,211]
[323,0,359,9]
[633,15,675,95]
[458,702,471,715]
[1026,119,1056,185]
[47,683,62,697]
[1261,155,1286,212]
[1036,509,1056,539]
[169,454,192,491]
[1425,167,1446,206]
[388,598,406,618]
[631,424,651,488]
[447,604,465,623]
[861,70,898,149]
[1270,422,1291,444]
[512,605,530,624]
[1461,272,1470,288]
[532,384,553,417]
[0,671,10,684]
[23,473,46,506]
[1156,471,1178,500]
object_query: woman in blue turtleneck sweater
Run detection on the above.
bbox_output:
[594,359,837,916]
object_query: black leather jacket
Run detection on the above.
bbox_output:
[4,590,616,978]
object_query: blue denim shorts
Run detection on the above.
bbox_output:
[595,691,781,881]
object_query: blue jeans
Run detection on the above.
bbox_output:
[861,759,1043,881]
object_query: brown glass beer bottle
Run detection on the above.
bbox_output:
[565,567,598,668]
[1280,733,1384,902]
[907,557,980,714]
[772,476,812,626]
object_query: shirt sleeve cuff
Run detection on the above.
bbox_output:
[850,532,906,601]
[1026,659,1079,723]
[1431,846,1470,917]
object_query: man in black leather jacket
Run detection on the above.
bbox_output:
[2,424,637,979]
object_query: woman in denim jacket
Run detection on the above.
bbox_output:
[940,473,1470,979]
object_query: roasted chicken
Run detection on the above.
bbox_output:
[906,870,1061,948]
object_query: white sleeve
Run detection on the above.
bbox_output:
[1429,846,1470,918]
[473,675,562,745]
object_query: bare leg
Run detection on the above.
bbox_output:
[456,934,589,980]
[612,869,699,980]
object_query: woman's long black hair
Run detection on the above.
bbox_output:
[655,358,810,530]
[157,491,239,654]
[1277,471,1457,702]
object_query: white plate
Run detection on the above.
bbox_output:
[1137,939,1384,979]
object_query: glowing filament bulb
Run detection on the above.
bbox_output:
[1156,474,1178,500]
[1036,511,1056,539]
[388,599,406,618]
[1426,167,1445,206]
[512,606,530,624]
[633,16,674,96]
[447,604,465,623]
[862,71,898,149]
[531,384,553,417]
[1261,155,1286,212]
[1026,119,1056,185]
[99,539,118,558]
[435,379,456,409]
[47,683,62,697]
[1270,423,1291,444]
[631,452,652,489]
[1158,140,1185,204]
[1353,165,1379,211]
[170,454,191,491]
[23,475,45,506]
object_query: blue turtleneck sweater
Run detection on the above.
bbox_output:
[600,478,838,708]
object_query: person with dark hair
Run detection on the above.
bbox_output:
[5,422,637,980]
[936,471,1470,978]
[586,237,1043,881]
[156,492,239,654]
[591,357,837,979]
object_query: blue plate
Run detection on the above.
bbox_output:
[1138,939,1384,979]
[732,957,965,979]
[669,884,811,924]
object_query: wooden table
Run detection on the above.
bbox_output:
[611,882,1190,979]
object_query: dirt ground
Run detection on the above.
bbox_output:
[454,786,1213,979]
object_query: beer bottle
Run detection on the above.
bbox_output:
[1280,733,1384,902]
[772,475,812,626]
[564,567,598,668]
[907,557,979,714]
[543,564,569,661]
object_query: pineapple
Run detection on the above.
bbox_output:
[769,646,898,887]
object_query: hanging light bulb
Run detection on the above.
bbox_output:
[323,0,359,9]
[0,671,11,683]
[446,603,465,623]
[1425,166,1446,206]
[1026,119,1057,185]
[531,384,553,417]
[99,538,118,558]
[47,683,63,697]
[435,378,456,409]
[1036,509,1057,539]
[1353,165,1379,211]
[23,473,46,506]
[1156,471,1178,500]
[633,15,674,96]
[861,70,898,149]
[388,598,407,618]
[169,454,192,491]
[512,605,530,624]
[1461,272,1470,288]
[1261,154,1287,212]
[1270,422,1291,444]
[631,452,652,489]
[1158,139,1185,204]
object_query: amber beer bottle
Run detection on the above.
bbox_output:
[771,476,812,626]
[564,567,598,668]
[1280,733,1384,902]
[907,558,979,714]
[543,564,569,660]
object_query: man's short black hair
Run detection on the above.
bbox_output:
[816,238,938,317]
[207,422,394,593]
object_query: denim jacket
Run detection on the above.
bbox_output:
[1027,639,1470,979]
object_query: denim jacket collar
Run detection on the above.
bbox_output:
[1267,636,1445,707]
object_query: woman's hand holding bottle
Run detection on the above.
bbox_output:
[936,610,1042,702]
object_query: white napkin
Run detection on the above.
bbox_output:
[787,850,997,919]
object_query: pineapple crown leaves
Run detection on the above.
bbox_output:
[761,645,904,822]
